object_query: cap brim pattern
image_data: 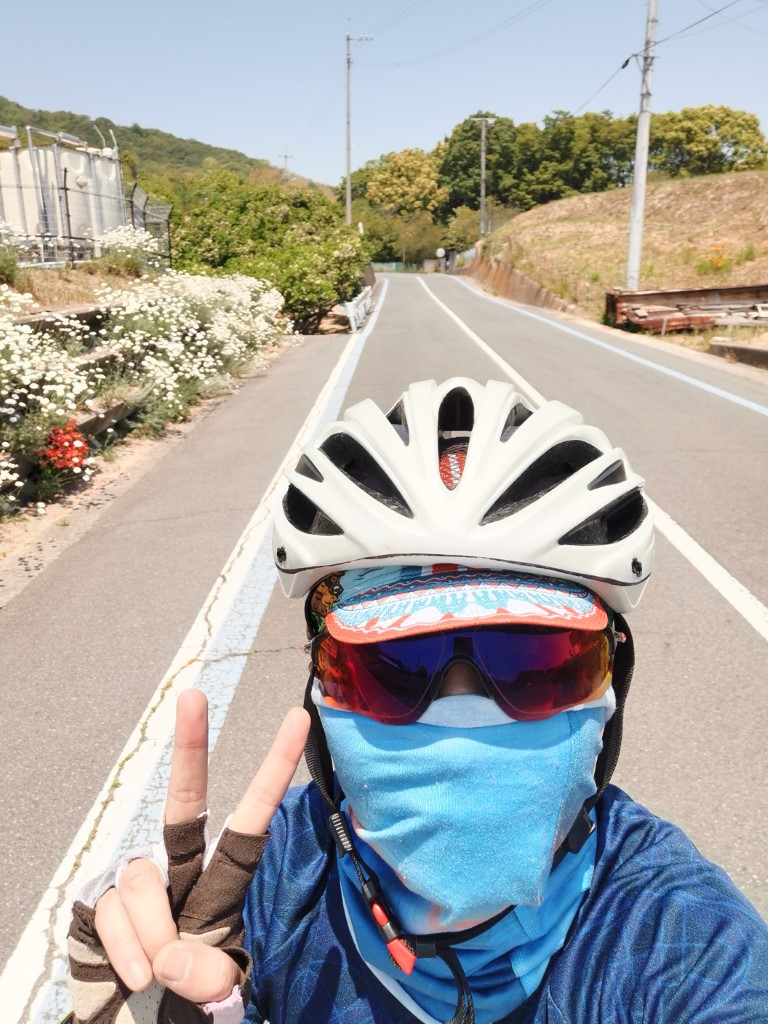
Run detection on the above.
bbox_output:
[325,566,607,643]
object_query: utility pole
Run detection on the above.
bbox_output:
[471,116,495,237]
[626,0,658,290]
[279,148,294,181]
[345,26,372,225]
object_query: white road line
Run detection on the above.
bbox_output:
[648,499,768,643]
[453,276,768,418]
[421,278,768,645]
[416,278,546,405]
[3,281,387,1024]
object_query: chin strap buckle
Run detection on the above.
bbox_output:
[361,878,417,974]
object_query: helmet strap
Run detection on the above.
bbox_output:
[560,613,635,857]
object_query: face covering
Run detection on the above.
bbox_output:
[318,698,609,928]
[336,820,598,1024]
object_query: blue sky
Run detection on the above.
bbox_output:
[3,0,768,187]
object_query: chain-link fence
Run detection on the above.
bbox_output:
[127,184,172,267]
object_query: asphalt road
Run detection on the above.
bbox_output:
[1,273,766,1022]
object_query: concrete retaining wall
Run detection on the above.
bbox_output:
[465,251,574,314]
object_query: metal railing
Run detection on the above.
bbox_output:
[344,285,372,331]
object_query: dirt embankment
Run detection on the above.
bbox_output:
[474,169,768,335]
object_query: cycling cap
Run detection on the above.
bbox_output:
[323,565,608,643]
[273,378,653,613]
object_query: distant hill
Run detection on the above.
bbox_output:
[0,96,329,195]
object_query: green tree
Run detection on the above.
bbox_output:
[336,159,387,204]
[351,198,399,261]
[172,171,371,330]
[391,211,443,264]
[649,105,768,176]
[119,150,139,180]
[541,110,634,193]
[444,206,480,252]
[436,113,518,218]
[366,148,448,216]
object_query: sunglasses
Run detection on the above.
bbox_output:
[310,624,622,725]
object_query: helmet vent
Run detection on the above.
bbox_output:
[588,460,626,490]
[438,388,474,434]
[481,440,602,524]
[295,455,324,481]
[386,400,410,445]
[500,403,533,441]
[320,433,413,517]
[283,485,343,535]
[559,489,648,546]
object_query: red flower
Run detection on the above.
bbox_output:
[40,419,88,471]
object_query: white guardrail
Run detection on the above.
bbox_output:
[344,285,372,331]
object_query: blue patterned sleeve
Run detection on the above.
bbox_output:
[544,788,768,1023]
[241,785,336,1023]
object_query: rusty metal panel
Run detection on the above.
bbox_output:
[606,283,768,333]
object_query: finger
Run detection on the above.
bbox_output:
[153,938,243,1004]
[229,707,310,834]
[165,688,209,825]
[117,857,178,964]
[94,887,154,992]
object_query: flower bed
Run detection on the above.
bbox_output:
[0,270,288,517]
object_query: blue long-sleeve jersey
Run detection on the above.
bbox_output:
[244,784,768,1023]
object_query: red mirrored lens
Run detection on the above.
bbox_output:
[316,633,448,723]
[314,627,614,724]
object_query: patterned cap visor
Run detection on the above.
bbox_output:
[324,566,607,643]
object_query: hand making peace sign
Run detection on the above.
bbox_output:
[66,690,310,1023]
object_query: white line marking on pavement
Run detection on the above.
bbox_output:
[453,276,768,418]
[416,278,546,405]
[3,281,387,1024]
[421,278,768,644]
[648,499,768,643]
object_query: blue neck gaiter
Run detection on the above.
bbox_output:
[318,700,607,1022]
[337,820,597,1023]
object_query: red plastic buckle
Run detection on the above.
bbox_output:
[370,901,417,974]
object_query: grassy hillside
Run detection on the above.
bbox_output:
[485,170,768,323]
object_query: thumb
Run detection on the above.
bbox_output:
[153,938,242,1004]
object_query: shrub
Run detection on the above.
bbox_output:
[0,269,288,515]
[97,225,162,277]
[696,245,732,275]
[0,246,19,286]
[173,175,372,327]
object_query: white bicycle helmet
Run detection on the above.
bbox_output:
[274,377,653,613]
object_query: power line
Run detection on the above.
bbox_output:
[358,0,557,68]
[678,0,768,37]
[573,65,631,116]
[655,0,744,44]
[368,0,431,36]
[572,0,748,117]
